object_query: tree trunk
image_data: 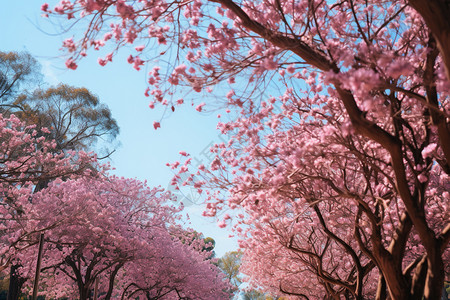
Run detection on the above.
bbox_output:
[375,274,387,300]
[424,251,445,300]
[7,180,50,300]
[79,286,90,300]
[7,265,25,300]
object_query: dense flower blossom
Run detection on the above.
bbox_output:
[44,0,450,298]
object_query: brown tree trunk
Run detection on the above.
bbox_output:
[375,274,387,300]
[7,265,25,300]
[408,0,450,168]
[423,250,445,300]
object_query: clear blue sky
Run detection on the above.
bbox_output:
[1,1,238,256]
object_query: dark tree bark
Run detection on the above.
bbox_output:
[7,265,25,300]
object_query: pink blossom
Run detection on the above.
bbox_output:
[111,23,122,39]
[98,58,107,66]
[135,45,145,51]
[103,32,113,41]
[127,54,134,64]
[65,58,77,70]
[262,57,278,70]
[133,56,144,70]
[217,221,227,228]
[153,121,160,130]
[84,0,102,12]
[195,102,205,112]
[418,174,428,183]
[125,28,137,43]
[186,51,196,62]
[157,36,167,44]
[62,38,76,52]
[175,64,187,74]
[387,59,413,79]
[287,64,296,74]
[116,0,134,19]
[422,143,437,158]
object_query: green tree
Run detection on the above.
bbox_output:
[218,251,284,300]
[0,51,41,103]
[13,84,119,156]
[0,51,119,157]
[242,290,275,300]
[218,251,242,288]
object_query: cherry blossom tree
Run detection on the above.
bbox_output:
[0,113,94,274]
[117,233,229,300]
[43,0,450,299]
[0,50,119,298]
[169,226,216,259]
[0,113,95,299]
[12,175,178,299]
[7,172,229,299]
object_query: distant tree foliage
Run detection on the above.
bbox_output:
[218,251,242,288]
[218,251,282,300]
[0,52,41,103]
[0,51,119,158]
[13,84,119,154]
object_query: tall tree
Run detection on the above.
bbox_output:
[0,50,119,298]
[14,175,175,299]
[118,235,229,300]
[13,84,119,156]
[0,51,119,158]
[0,51,41,103]
[44,1,450,299]
[0,113,95,298]
[218,251,242,288]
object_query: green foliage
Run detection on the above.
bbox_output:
[218,251,285,300]
[0,51,42,102]
[0,50,119,157]
[242,290,269,300]
[218,251,242,287]
[13,84,119,153]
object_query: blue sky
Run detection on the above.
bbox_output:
[1,1,238,256]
